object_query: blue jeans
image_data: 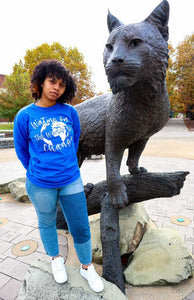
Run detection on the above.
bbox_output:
[26,176,92,265]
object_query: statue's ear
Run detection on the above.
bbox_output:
[145,0,169,41]
[107,10,123,33]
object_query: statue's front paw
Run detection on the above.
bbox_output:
[109,183,128,209]
[129,166,147,174]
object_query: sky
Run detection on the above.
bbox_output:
[1,0,193,93]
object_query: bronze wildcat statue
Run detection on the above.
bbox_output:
[76,0,170,208]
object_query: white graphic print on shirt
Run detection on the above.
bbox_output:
[30,116,73,152]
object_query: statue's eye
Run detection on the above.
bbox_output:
[130,39,142,48]
[106,44,113,51]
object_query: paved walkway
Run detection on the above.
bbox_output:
[0,118,194,300]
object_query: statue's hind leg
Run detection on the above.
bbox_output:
[77,152,86,168]
[127,138,149,173]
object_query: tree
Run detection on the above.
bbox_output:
[23,42,96,105]
[0,63,32,122]
[166,43,179,112]
[0,43,96,121]
[175,34,194,116]
[166,34,194,115]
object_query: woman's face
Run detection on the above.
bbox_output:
[41,76,66,104]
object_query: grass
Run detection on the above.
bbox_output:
[0,123,13,130]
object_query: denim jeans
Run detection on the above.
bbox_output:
[26,176,92,265]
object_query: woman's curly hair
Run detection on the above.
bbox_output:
[30,59,77,104]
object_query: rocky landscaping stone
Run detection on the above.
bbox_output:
[124,227,194,286]
[0,181,11,194]
[17,259,127,300]
[8,178,30,203]
[90,203,150,264]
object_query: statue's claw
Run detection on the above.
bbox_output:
[109,182,128,209]
[129,166,147,174]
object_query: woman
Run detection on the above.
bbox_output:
[14,59,104,293]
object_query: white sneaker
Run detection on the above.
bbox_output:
[80,264,104,293]
[51,256,67,284]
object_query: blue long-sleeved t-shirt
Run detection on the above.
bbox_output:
[14,102,81,188]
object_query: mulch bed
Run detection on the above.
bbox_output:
[184,118,194,131]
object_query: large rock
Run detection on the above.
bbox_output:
[0,181,11,194]
[8,178,30,203]
[90,203,150,264]
[17,259,127,300]
[124,227,194,286]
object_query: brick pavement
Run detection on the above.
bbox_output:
[0,118,194,300]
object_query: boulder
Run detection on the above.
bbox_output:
[0,181,11,194]
[8,178,30,203]
[124,227,194,286]
[17,259,127,300]
[90,203,150,264]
